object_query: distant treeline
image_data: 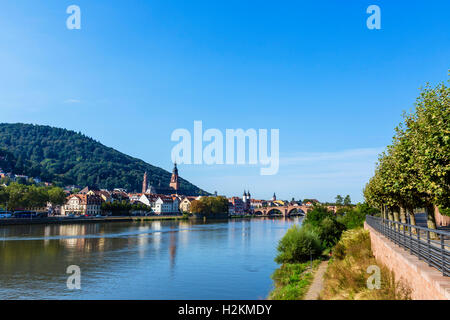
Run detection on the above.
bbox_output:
[0,183,66,211]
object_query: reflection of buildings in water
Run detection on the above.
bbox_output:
[56,224,107,253]
[137,226,150,259]
[152,221,161,231]
[169,230,177,270]
[177,221,191,246]
[241,222,251,246]
[58,224,87,250]
[44,226,51,247]
[152,231,161,252]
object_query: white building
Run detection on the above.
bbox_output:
[139,194,180,215]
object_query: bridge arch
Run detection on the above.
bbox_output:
[288,207,305,215]
[254,209,264,215]
[267,208,283,215]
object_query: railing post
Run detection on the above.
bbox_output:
[417,229,421,260]
[441,235,446,276]
[369,211,448,277]
[402,222,406,247]
[427,230,431,266]
[409,224,412,255]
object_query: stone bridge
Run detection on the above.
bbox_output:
[253,205,337,217]
[253,205,312,217]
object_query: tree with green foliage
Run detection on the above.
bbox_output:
[0,186,8,209]
[335,195,343,206]
[0,183,67,211]
[48,187,67,206]
[190,196,229,215]
[303,205,345,249]
[343,195,351,206]
[275,225,322,264]
[337,203,379,229]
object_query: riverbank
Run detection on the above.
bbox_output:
[319,228,412,300]
[268,259,321,300]
[0,215,188,226]
[0,213,296,226]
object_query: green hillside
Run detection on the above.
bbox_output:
[0,123,209,195]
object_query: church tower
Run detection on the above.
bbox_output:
[142,172,148,193]
[169,163,179,191]
[272,192,276,201]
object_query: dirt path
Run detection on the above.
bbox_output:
[304,261,328,300]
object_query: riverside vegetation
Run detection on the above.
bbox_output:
[319,229,411,300]
[364,76,449,233]
[269,203,384,300]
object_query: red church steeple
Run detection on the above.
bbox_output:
[142,171,148,193]
[169,162,179,191]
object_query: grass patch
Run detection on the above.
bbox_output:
[268,260,321,300]
[319,228,411,300]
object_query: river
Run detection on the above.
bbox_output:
[0,217,302,299]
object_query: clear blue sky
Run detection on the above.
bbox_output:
[0,1,449,202]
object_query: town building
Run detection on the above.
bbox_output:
[61,194,102,216]
[138,194,180,215]
[242,190,252,212]
[250,199,266,209]
[229,197,245,215]
[179,196,200,213]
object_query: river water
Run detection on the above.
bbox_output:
[0,217,302,299]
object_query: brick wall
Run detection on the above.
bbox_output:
[364,222,450,300]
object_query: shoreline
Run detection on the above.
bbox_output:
[0,213,301,226]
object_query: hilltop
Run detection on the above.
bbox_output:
[0,123,209,195]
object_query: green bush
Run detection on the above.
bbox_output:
[275,225,322,264]
[337,203,379,229]
[303,206,345,249]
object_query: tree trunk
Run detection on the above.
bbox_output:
[407,207,417,234]
[399,206,407,230]
[425,204,438,239]
[387,207,394,221]
[393,209,400,222]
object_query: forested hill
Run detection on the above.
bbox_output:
[0,123,209,195]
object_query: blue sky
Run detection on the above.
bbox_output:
[0,1,448,202]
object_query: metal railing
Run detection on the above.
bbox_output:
[366,215,450,277]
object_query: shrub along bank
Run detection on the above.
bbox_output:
[269,204,380,300]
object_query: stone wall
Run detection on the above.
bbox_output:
[364,222,450,300]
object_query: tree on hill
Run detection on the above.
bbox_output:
[0,123,209,196]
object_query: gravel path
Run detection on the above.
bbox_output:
[304,261,328,300]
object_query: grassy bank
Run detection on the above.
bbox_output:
[319,228,411,300]
[269,260,321,300]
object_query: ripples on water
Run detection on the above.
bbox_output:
[0,217,302,299]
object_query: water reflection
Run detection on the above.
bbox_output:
[0,217,302,299]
